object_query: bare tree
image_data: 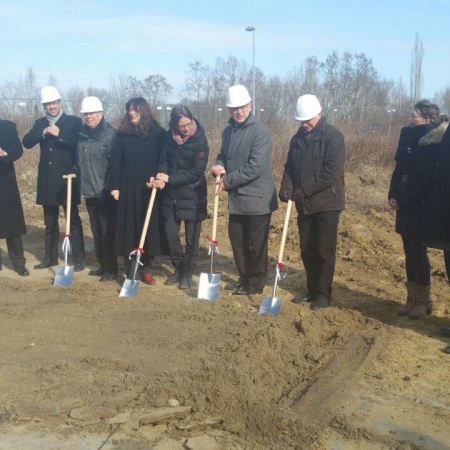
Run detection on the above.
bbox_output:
[410,33,424,101]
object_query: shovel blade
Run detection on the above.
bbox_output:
[53,265,74,287]
[259,296,282,316]
[119,278,141,298]
[197,272,221,301]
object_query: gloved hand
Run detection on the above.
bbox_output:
[278,189,292,203]
[291,188,305,202]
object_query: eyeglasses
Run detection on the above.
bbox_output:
[177,121,192,130]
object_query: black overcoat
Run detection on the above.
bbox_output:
[158,120,209,222]
[0,120,27,238]
[22,113,82,205]
[108,124,166,257]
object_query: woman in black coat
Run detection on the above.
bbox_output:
[109,97,166,284]
[0,119,29,275]
[151,106,209,289]
[388,100,444,318]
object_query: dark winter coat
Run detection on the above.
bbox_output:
[158,120,209,222]
[388,123,445,235]
[425,122,450,250]
[76,118,117,199]
[22,113,82,205]
[0,120,27,239]
[108,123,166,257]
[216,114,278,215]
[280,116,345,215]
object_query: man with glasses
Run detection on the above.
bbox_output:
[279,94,345,310]
[22,86,85,271]
[212,85,278,295]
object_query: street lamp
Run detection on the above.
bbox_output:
[245,26,256,116]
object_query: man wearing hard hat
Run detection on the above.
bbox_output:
[76,96,118,282]
[279,94,345,310]
[212,85,278,295]
[22,86,85,271]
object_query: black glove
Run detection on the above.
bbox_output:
[291,188,305,202]
[278,189,292,203]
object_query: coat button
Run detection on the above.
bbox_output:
[49,162,52,165]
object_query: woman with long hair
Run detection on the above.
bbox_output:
[109,97,166,284]
[389,100,446,318]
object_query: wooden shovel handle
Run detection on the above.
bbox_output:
[138,187,157,249]
[277,200,292,263]
[62,174,77,235]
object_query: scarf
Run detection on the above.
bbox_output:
[171,120,197,145]
[46,109,63,125]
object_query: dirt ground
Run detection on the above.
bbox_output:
[0,180,449,450]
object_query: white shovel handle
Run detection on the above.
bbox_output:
[211,175,220,241]
[63,174,77,235]
[277,200,293,263]
[138,187,157,249]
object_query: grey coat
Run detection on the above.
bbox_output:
[216,114,278,215]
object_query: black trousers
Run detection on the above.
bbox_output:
[401,231,430,286]
[164,210,202,271]
[86,195,118,274]
[445,251,450,283]
[42,204,85,264]
[0,236,26,269]
[228,213,271,291]
[298,211,340,300]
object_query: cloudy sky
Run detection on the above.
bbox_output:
[2,0,449,100]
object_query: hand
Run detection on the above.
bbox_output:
[156,172,168,183]
[0,147,7,157]
[291,188,305,202]
[216,178,227,194]
[43,123,60,137]
[111,190,120,201]
[389,198,399,210]
[212,165,225,177]
[279,189,292,203]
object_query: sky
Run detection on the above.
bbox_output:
[2,0,450,102]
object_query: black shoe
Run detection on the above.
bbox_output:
[178,272,192,290]
[225,281,242,291]
[441,327,450,337]
[89,267,105,276]
[34,260,58,269]
[292,293,315,304]
[16,266,30,276]
[233,286,263,296]
[310,298,330,310]
[99,273,118,282]
[165,269,180,285]
[74,262,85,272]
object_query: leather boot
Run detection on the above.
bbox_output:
[165,264,181,285]
[408,285,433,319]
[178,269,192,290]
[398,281,416,315]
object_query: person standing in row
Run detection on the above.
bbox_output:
[389,100,443,318]
[212,85,278,295]
[109,97,166,284]
[22,86,85,271]
[0,119,29,276]
[279,94,345,310]
[76,97,118,282]
[152,105,209,290]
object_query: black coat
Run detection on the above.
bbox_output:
[158,120,209,222]
[280,117,345,215]
[426,123,450,249]
[108,123,166,257]
[0,120,26,238]
[22,113,82,205]
[388,123,445,235]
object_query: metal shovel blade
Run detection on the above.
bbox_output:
[197,272,221,301]
[53,265,74,287]
[259,296,282,316]
[119,278,141,298]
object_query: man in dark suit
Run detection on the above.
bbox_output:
[22,86,85,270]
[0,119,29,276]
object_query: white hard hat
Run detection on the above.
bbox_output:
[295,94,322,121]
[40,86,61,104]
[226,85,252,108]
[80,96,103,113]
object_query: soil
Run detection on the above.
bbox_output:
[0,182,449,450]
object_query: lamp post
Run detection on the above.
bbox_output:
[245,26,256,116]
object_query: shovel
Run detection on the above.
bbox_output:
[259,199,293,316]
[54,174,77,287]
[120,187,157,298]
[198,174,222,301]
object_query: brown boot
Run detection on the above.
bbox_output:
[408,285,433,319]
[398,281,416,316]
